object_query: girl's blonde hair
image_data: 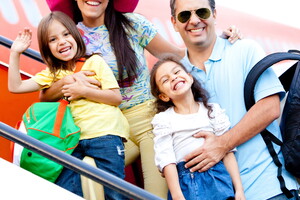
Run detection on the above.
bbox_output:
[37,11,86,75]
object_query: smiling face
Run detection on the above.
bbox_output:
[76,0,109,26]
[171,0,217,50]
[155,61,194,102]
[47,19,78,62]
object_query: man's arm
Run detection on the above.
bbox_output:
[184,94,281,172]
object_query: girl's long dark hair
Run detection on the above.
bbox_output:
[37,11,86,78]
[150,54,213,117]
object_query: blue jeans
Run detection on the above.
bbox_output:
[267,190,299,200]
[55,135,128,200]
[168,161,235,200]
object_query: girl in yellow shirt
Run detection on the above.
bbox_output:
[8,11,129,199]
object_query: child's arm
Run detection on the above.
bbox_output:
[223,152,246,200]
[164,164,186,200]
[62,76,122,106]
[9,28,41,93]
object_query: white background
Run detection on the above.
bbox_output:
[218,0,300,29]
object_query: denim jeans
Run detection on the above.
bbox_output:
[168,161,235,200]
[55,135,128,200]
[267,190,300,200]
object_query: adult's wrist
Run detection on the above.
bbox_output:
[219,131,234,152]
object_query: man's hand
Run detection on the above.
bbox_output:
[184,131,228,172]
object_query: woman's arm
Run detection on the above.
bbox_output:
[223,152,246,200]
[39,78,64,102]
[145,26,242,59]
[39,71,100,102]
[62,76,122,106]
[164,164,185,200]
[145,33,185,59]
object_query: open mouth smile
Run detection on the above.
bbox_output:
[86,1,101,6]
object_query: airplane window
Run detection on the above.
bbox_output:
[20,0,42,27]
[0,0,19,24]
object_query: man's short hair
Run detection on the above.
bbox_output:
[170,0,216,18]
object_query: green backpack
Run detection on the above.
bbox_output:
[20,59,84,182]
[20,99,80,182]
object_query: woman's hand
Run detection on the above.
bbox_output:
[62,77,94,101]
[72,71,101,89]
[221,25,243,44]
[40,71,100,102]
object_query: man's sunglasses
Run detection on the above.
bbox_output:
[177,8,211,23]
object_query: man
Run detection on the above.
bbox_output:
[170,0,299,199]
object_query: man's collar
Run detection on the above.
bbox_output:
[209,37,225,62]
[183,37,225,64]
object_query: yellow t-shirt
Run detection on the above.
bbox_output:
[32,55,129,140]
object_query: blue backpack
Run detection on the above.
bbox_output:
[244,50,300,198]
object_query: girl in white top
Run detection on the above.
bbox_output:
[150,54,246,200]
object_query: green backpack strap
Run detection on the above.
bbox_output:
[74,57,85,73]
[54,99,69,137]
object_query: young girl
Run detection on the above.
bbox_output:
[150,55,246,200]
[8,11,129,199]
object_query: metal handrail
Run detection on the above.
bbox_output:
[0,35,44,63]
[0,122,163,200]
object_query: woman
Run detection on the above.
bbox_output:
[43,0,241,198]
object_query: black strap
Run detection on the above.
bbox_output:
[261,130,293,198]
[244,52,300,110]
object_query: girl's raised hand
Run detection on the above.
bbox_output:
[11,28,32,54]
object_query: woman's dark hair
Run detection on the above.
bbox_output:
[37,11,86,77]
[72,0,138,87]
[105,1,137,87]
[150,54,213,116]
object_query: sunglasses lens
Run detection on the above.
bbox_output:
[177,11,191,23]
[196,8,211,19]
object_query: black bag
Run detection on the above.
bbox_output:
[244,50,300,198]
